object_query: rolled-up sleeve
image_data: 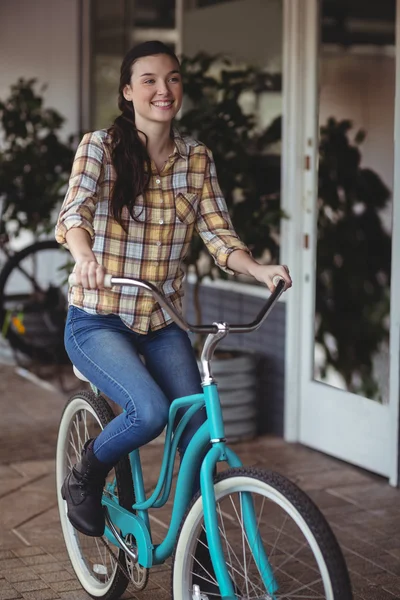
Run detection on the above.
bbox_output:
[196,149,250,274]
[55,132,104,247]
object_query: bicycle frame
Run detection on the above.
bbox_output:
[68,273,285,598]
[101,381,279,599]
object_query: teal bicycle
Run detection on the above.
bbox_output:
[56,275,352,600]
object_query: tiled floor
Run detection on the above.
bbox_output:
[0,363,400,599]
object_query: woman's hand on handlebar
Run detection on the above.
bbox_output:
[226,250,292,293]
[74,259,106,289]
[251,263,292,293]
[65,229,106,289]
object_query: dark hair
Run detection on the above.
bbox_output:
[108,41,180,227]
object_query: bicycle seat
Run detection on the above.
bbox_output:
[73,365,89,382]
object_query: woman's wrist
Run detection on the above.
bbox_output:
[75,252,97,264]
[227,250,292,291]
[227,249,259,277]
[65,228,96,264]
[246,260,263,280]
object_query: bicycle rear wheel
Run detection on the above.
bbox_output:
[0,240,69,362]
[56,390,135,600]
[172,467,352,600]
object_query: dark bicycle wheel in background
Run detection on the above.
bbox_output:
[0,240,70,363]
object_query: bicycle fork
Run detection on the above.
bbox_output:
[200,443,279,600]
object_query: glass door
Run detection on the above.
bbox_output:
[299,0,399,478]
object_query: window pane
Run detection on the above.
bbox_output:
[314,0,395,402]
[91,0,178,129]
[92,0,127,129]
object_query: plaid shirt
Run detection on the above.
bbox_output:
[55,128,249,333]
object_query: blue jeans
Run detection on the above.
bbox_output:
[65,306,205,465]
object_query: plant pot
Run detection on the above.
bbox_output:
[198,350,259,442]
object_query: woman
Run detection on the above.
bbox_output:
[55,40,292,540]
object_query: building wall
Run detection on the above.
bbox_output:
[183,0,282,71]
[0,0,80,250]
[0,0,80,140]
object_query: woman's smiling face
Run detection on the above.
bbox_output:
[123,53,183,128]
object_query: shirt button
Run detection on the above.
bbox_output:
[156,178,161,184]
[159,219,164,224]
[156,241,161,246]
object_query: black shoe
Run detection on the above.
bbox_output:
[61,439,112,537]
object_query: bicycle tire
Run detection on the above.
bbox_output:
[0,239,68,362]
[172,467,353,600]
[56,390,135,600]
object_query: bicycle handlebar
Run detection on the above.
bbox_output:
[68,274,286,334]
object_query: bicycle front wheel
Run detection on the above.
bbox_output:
[172,467,352,600]
[56,390,135,600]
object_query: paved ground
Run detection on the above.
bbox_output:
[1,361,400,599]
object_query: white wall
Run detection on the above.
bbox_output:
[0,0,80,140]
[183,0,282,72]
[319,49,395,197]
[0,0,80,250]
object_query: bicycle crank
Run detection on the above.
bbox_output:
[99,511,149,591]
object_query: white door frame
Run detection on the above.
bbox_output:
[281,0,319,441]
[281,0,400,486]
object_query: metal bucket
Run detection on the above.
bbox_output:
[200,351,259,442]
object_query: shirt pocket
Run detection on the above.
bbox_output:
[175,193,198,225]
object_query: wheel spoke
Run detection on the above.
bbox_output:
[246,494,266,576]
[268,512,288,564]
[191,541,218,587]
[68,431,79,465]
[71,419,82,461]
[82,410,90,446]
[218,503,239,592]
[239,493,251,598]
[189,567,217,587]
[217,522,259,595]
[227,494,261,597]
[273,540,314,574]
[275,576,326,598]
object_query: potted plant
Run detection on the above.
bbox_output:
[316,118,391,400]
[0,78,75,236]
[178,54,285,439]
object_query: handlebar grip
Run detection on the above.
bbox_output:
[68,273,113,288]
[272,275,285,287]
